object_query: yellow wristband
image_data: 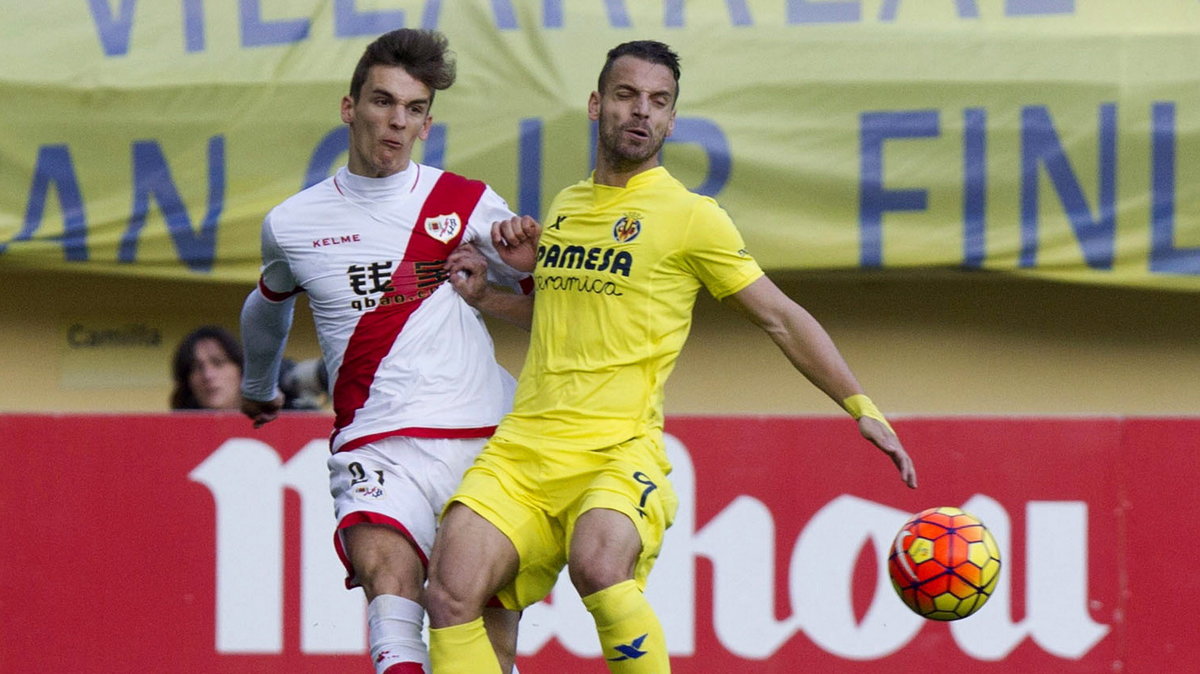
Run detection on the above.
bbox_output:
[842,394,895,434]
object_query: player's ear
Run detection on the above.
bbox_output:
[587,91,601,121]
[340,95,355,125]
[666,109,676,138]
[418,114,432,141]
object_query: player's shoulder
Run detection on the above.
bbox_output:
[270,175,339,219]
[647,169,729,222]
[548,176,594,210]
[424,165,489,193]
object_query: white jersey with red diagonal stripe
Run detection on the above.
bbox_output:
[257,163,528,453]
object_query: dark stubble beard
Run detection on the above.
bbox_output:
[598,119,666,173]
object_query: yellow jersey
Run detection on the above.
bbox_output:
[495,166,764,451]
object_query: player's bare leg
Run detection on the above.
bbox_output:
[483,605,522,673]
[569,508,670,673]
[347,524,430,674]
[426,502,521,674]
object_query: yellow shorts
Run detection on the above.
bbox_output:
[448,433,678,611]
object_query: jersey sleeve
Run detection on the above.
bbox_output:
[681,198,764,300]
[464,186,532,293]
[258,211,300,298]
[239,288,295,401]
[240,211,300,401]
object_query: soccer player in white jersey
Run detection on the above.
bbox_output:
[239,29,535,674]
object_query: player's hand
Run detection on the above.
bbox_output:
[491,216,540,272]
[447,243,489,307]
[241,394,284,428]
[858,417,917,489]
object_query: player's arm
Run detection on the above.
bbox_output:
[722,276,917,488]
[239,285,295,426]
[239,216,297,427]
[447,243,533,330]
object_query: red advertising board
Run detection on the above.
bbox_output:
[1,413,1195,672]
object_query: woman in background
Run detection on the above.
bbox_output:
[170,325,326,410]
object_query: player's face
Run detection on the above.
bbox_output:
[189,338,242,410]
[341,65,433,178]
[589,56,677,173]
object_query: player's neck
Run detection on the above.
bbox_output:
[593,156,661,188]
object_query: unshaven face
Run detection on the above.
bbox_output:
[590,56,677,175]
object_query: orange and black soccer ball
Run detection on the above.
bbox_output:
[888,506,1002,621]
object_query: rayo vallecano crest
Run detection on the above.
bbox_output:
[424,212,462,243]
[613,212,642,242]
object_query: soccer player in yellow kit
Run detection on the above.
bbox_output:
[425,40,918,673]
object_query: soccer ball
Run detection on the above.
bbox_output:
[887,506,1001,621]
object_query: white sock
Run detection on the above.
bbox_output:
[368,594,429,674]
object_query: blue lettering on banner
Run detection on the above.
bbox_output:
[424,124,447,169]
[184,0,205,52]
[788,0,860,24]
[1150,102,1200,274]
[333,0,405,38]
[856,102,1199,276]
[1007,0,1074,16]
[519,118,543,218]
[6,145,89,261]
[83,0,1077,55]
[664,0,754,27]
[858,110,940,268]
[121,136,225,271]
[240,0,309,48]
[304,127,350,190]
[1020,104,1116,270]
[963,108,987,268]
[666,118,732,198]
[88,0,136,56]
[879,0,979,21]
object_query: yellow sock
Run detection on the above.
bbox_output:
[429,617,501,674]
[581,580,670,673]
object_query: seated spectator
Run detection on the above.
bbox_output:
[170,325,327,411]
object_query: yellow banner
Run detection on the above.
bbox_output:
[3,0,1199,290]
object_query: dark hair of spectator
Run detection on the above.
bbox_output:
[170,325,243,410]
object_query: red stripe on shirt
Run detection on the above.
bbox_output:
[335,425,498,454]
[329,172,487,443]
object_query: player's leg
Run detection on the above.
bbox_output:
[345,524,430,674]
[331,440,442,674]
[569,508,670,673]
[483,601,522,674]
[567,438,679,673]
[426,438,524,674]
[426,502,521,674]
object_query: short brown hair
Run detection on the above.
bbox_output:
[597,40,681,103]
[349,29,457,103]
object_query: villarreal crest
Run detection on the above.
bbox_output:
[613,213,642,242]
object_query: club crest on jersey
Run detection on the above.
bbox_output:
[613,214,642,243]
[424,213,462,243]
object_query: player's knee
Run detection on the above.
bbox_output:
[347,526,425,599]
[425,576,481,627]
[357,564,421,600]
[568,555,634,597]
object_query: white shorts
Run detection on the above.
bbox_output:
[328,435,487,589]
